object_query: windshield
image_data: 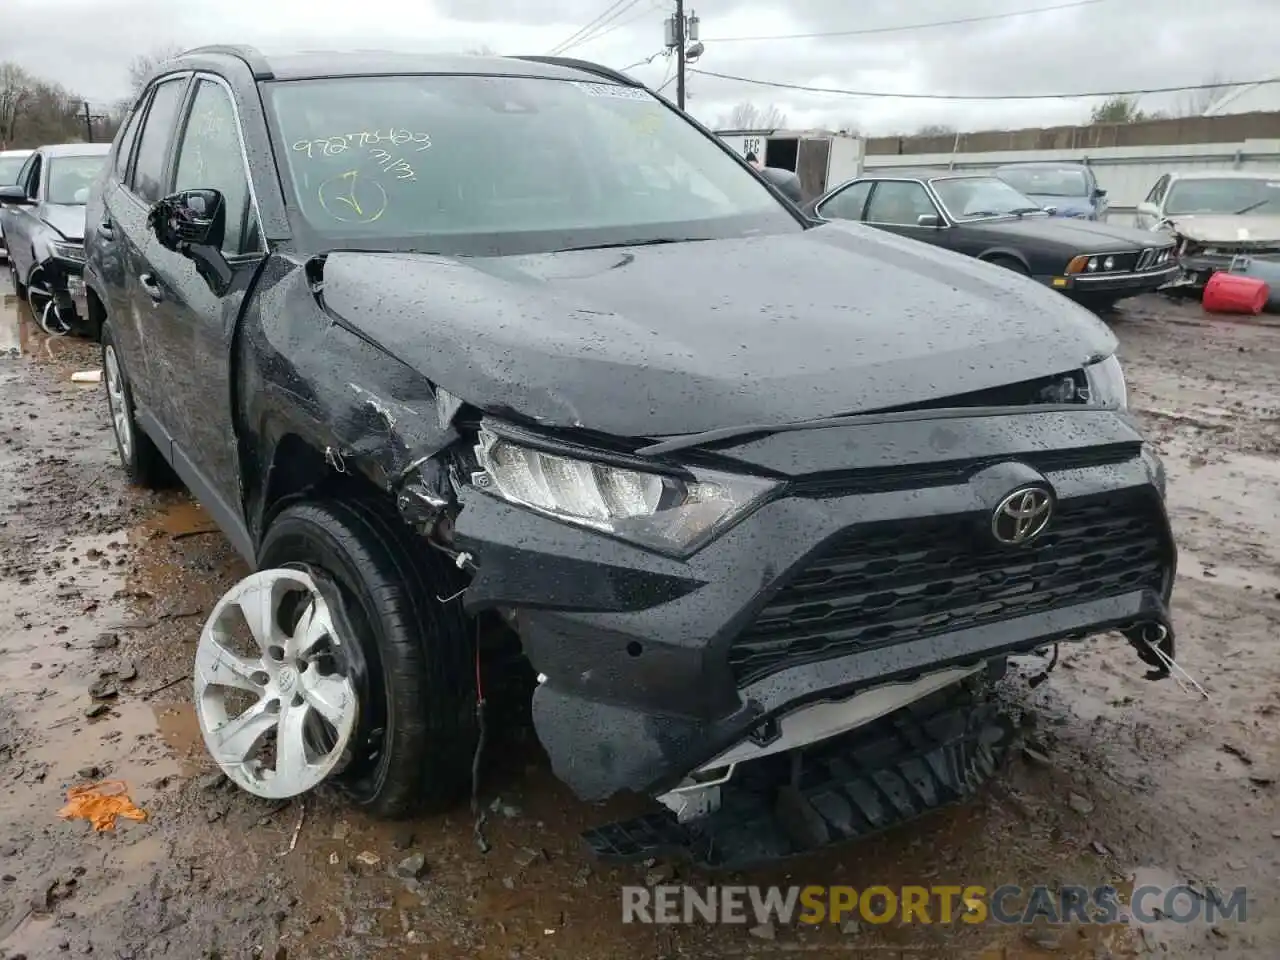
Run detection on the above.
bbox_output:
[264,74,798,255]
[930,177,1044,220]
[47,156,104,204]
[0,156,27,186]
[996,166,1089,198]
[1165,177,1280,216]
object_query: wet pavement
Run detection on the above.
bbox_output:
[0,276,1278,959]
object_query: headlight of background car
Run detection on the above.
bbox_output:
[49,240,85,263]
[1082,354,1127,410]
[472,426,778,555]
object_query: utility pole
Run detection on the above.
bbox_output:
[674,0,686,110]
[82,101,93,143]
[664,6,699,110]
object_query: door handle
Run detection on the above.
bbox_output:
[98,218,114,239]
[138,273,163,303]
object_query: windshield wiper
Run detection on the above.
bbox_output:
[964,210,1002,218]
[1009,206,1045,216]
[1233,199,1272,215]
[553,237,704,253]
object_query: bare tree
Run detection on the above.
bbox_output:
[0,60,116,147]
[1174,71,1233,117]
[915,123,956,136]
[126,43,185,100]
[720,102,788,130]
[465,44,498,56]
[0,62,33,147]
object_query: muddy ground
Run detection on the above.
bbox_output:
[0,278,1278,960]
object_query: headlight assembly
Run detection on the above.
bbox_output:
[471,425,778,555]
[50,240,85,263]
[1082,354,1127,410]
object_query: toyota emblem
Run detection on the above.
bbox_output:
[991,486,1053,545]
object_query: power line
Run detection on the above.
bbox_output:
[575,0,666,48]
[703,0,1110,43]
[549,0,644,55]
[687,69,1280,102]
[620,50,664,72]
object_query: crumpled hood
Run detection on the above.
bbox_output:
[1167,214,1280,245]
[39,204,86,242]
[318,222,1116,438]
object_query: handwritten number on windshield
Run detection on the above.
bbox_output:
[317,170,388,224]
[291,130,431,158]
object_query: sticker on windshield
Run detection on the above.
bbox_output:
[571,81,651,101]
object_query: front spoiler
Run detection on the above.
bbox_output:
[582,679,1017,869]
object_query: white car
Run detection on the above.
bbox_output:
[0,148,33,260]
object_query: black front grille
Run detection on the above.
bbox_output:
[729,491,1168,685]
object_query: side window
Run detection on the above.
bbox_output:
[25,154,42,199]
[130,78,187,203]
[172,79,258,256]
[15,154,35,193]
[113,98,147,179]
[865,181,937,226]
[818,181,872,221]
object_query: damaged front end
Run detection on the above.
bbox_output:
[385,390,1179,867]
[1165,225,1280,291]
[27,240,88,336]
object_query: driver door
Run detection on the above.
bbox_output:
[136,75,265,523]
[863,180,948,250]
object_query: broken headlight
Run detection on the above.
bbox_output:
[1081,354,1127,410]
[471,425,778,555]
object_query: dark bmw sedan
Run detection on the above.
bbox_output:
[804,170,1177,311]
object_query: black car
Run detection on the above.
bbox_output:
[83,47,1177,866]
[804,170,1178,312]
[0,142,111,335]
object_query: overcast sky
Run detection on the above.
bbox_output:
[1,0,1275,134]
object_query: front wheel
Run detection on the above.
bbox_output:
[254,498,478,818]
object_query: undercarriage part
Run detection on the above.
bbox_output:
[581,681,1016,870]
[1121,618,1176,680]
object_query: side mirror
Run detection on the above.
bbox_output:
[757,166,804,205]
[148,188,225,251]
[1043,206,1059,216]
[0,184,33,206]
[1094,187,1107,199]
[916,213,943,228]
[148,188,233,294]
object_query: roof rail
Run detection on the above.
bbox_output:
[178,44,274,80]
[511,55,641,87]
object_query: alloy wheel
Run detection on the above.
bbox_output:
[195,568,360,799]
[103,345,133,462]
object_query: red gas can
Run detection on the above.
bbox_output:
[1202,272,1270,315]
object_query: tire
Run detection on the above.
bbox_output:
[8,260,26,300]
[258,498,477,819]
[984,255,1030,275]
[100,320,170,488]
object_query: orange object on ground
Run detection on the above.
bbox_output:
[1202,272,1269,315]
[58,780,149,832]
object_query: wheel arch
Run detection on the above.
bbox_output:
[977,248,1032,272]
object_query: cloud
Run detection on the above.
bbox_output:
[0,0,1274,133]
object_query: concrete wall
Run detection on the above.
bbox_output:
[860,112,1280,211]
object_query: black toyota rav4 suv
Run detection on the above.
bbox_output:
[84,46,1177,866]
